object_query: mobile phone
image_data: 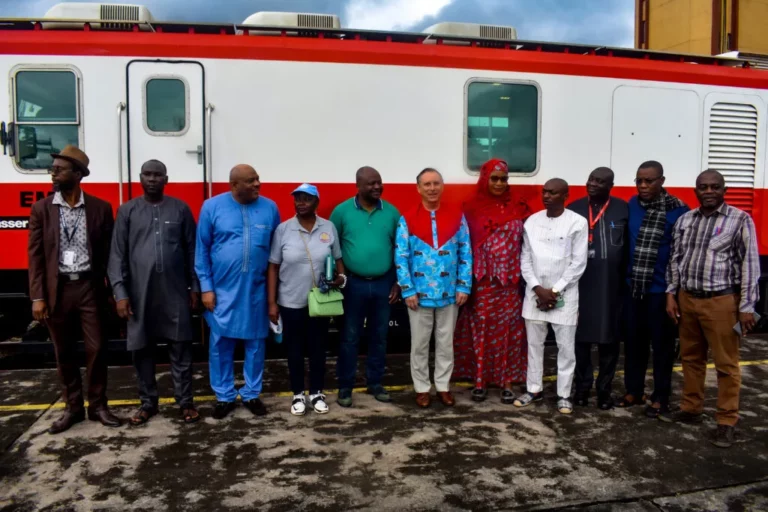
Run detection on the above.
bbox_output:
[733,312,762,336]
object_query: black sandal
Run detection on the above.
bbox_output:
[500,389,516,404]
[181,407,201,424]
[471,388,487,402]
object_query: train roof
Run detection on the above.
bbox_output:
[0,16,757,71]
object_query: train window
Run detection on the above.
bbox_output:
[145,78,188,135]
[465,81,539,174]
[13,69,81,171]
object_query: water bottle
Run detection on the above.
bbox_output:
[325,253,334,282]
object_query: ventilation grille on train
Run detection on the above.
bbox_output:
[479,25,514,40]
[297,14,336,29]
[100,4,139,29]
[707,102,758,213]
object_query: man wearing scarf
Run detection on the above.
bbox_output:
[619,160,689,417]
[395,168,472,408]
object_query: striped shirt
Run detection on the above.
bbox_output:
[666,202,760,313]
[521,209,589,326]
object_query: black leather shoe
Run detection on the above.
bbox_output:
[574,393,589,407]
[244,398,267,416]
[213,401,237,419]
[711,424,735,448]
[49,409,86,434]
[88,407,122,427]
[597,396,614,410]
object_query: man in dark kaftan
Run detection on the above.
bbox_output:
[567,167,628,410]
[108,160,201,425]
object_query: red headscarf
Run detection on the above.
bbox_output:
[463,158,531,251]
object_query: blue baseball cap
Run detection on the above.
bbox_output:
[291,183,319,198]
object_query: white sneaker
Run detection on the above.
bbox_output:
[310,393,329,414]
[290,394,306,416]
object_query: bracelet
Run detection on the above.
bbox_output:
[338,274,347,289]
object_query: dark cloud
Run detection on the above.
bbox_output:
[0,0,634,47]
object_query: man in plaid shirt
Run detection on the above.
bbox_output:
[661,170,760,448]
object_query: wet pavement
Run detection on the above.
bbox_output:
[1,338,767,511]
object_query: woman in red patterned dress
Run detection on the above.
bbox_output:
[454,158,530,404]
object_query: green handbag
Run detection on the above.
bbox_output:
[308,287,344,317]
[300,231,344,318]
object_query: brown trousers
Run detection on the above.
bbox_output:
[46,279,108,412]
[678,290,741,426]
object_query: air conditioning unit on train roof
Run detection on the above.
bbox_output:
[42,3,154,31]
[422,21,518,45]
[239,11,341,36]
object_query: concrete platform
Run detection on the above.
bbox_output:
[1,338,768,511]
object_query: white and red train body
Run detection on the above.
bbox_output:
[0,6,766,347]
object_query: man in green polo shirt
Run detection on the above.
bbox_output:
[331,166,401,407]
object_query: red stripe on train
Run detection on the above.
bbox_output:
[0,183,765,270]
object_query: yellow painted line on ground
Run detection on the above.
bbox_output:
[1,358,767,413]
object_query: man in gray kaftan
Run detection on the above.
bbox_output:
[108,160,201,424]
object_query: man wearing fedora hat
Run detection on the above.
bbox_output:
[28,145,122,433]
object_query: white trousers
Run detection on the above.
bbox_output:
[408,305,459,393]
[524,320,577,398]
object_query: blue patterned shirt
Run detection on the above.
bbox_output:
[394,213,472,308]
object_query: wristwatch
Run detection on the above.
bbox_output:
[552,287,559,295]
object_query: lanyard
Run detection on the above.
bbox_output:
[588,199,610,245]
[59,206,83,245]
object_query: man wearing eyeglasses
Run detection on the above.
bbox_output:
[28,145,121,433]
[617,160,689,418]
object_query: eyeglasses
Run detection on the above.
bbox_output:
[47,165,73,175]
[489,175,509,183]
[634,177,662,185]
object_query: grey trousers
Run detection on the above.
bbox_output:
[407,304,459,393]
[133,339,194,411]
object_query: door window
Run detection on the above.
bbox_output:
[144,77,189,135]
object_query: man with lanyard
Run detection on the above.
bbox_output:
[331,166,401,407]
[619,160,689,418]
[568,167,628,410]
[195,164,280,419]
[108,160,202,425]
[28,145,121,433]
[661,170,760,448]
[515,178,588,415]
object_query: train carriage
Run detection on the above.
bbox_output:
[0,3,766,352]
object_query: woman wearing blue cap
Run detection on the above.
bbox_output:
[267,183,346,415]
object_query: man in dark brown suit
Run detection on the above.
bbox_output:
[28,145,122,433]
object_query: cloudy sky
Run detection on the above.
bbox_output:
[0,0,635,47]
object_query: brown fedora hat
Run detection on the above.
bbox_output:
[51,145,90,177]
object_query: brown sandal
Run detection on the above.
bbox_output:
[181,407,200,424]
[615,394,647,408]
[130,408,156,426]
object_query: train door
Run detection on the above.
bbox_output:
[126,60,207,212]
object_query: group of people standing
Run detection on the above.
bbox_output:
[28,145,759,449]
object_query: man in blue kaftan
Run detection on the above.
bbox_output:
[195,165,280,419]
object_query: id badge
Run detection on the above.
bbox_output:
[588,248,596,259]
[63,250,76,267]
